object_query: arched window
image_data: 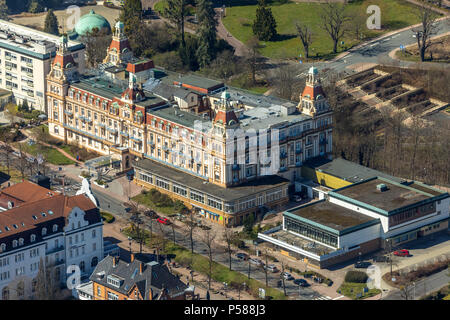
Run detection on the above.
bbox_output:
[0,243,5,252]
[30,234,36,243]
[17,281,24,298]
[91,256,98,268]
[18,238,24,246]
[12,240,18,248]
[42,228,47,236]
[2,287,9,300]
[52,224,58,232]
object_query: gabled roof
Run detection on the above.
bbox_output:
[90,256,187,299]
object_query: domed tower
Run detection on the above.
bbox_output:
[46,35,77,143]
[213,91,239,136]
[47,35,77,83]
[103,21,133,66]
[297,66,329,117]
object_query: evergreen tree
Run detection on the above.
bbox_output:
[252,0,277,41]
[195,0,217,68]
[43,9,59,35]
[178,36,198,71]
[119,0,142,37]
[0,0,8,20]
[28,0,44,13]
[165,0,187,47]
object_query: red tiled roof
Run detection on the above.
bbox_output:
[301,85,325,100]
[109,38,131,54]
[126,60,154,73]
[214,109,238,125]
[52,53,76,69]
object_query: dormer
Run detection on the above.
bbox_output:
[297,67,330,117]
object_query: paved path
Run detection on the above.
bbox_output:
[383,268,450,300]
[215,9,246,57]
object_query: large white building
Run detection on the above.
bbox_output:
[259,177,450,268]
[0,181,103,300]
[0,20,85,112]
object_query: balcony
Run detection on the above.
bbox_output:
[46,245,65,255]
[25,72,33,77]
[5,75,12,80]
[5,56,11,61]
[27,91,34,97]
[232,164,240,170]
[26,62,33,68]
[120,131,129,137]
[295,148,302,154]
[64,110,73,116]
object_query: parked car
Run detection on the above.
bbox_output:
[293,279,309,287]
[373,255,390,263]
[249,258,263,266]
[157,217,171,225]
[235,252,249,261]
[354,261,372,269]
[393,249,410,257]
[144,210,158,219]
[264,264,279,273]
[281,272,294,280]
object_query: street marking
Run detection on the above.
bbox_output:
[333,295,345,300]
[314,295,332,300]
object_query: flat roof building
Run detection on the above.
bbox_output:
[0,20,85,111]
[259,177,449,268]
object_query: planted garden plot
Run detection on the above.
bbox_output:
[376,85,409,101]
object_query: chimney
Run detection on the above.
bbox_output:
[113,256,118,267]
[140,262,144,275]
[131,253,135,262]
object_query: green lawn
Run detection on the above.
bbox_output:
[338,282,381,300]
[222,0,423,60]
[14,142,75,166]
[132,192,184,216]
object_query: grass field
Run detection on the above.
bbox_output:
[14,141,75,166]
[222,0,423,60]
[338,282,381,300]
[132,192,183,216]
[395,34,450,63]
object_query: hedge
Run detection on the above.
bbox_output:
[344,271,368,283]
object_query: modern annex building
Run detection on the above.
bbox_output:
[0,181,103,300]
[0,20,85,111]
[258,176,449,268]
[46,22,333,227]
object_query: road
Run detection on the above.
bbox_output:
[315,17,450,75]
[383,268,449,300]
[87,185,322,300]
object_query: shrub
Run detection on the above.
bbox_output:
[345,271,368,283]
[100,211,115,223]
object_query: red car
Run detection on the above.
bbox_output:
[393,249,410,257]
[157,217,170,225]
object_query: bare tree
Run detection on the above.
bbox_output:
[80,28,112,68]
[400,283,413,300]
[0,144,13,175]
[320,2,350,53]
[280,261,287,296]
[222,227,237,271]
[14,144,29,180]
[185,210,197,254]
[245,36,263,85]
[294,21,313,58]
[412,4,439,61]
[34,258,61,300]
[269,64,305,100]
[126,200,145,254]
[200,228,216,290]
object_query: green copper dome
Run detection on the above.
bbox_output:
[75,10,111,36]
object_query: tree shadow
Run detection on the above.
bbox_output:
[271,33,297,42]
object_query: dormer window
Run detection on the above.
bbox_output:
[30,234,36,242]
[18,238,24,246]
[53,224,58,232]
[32,215,37,220]
[12,240,18,248]
[41,212,46,217]
[0,243,5,252]
[42,228,47,236]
